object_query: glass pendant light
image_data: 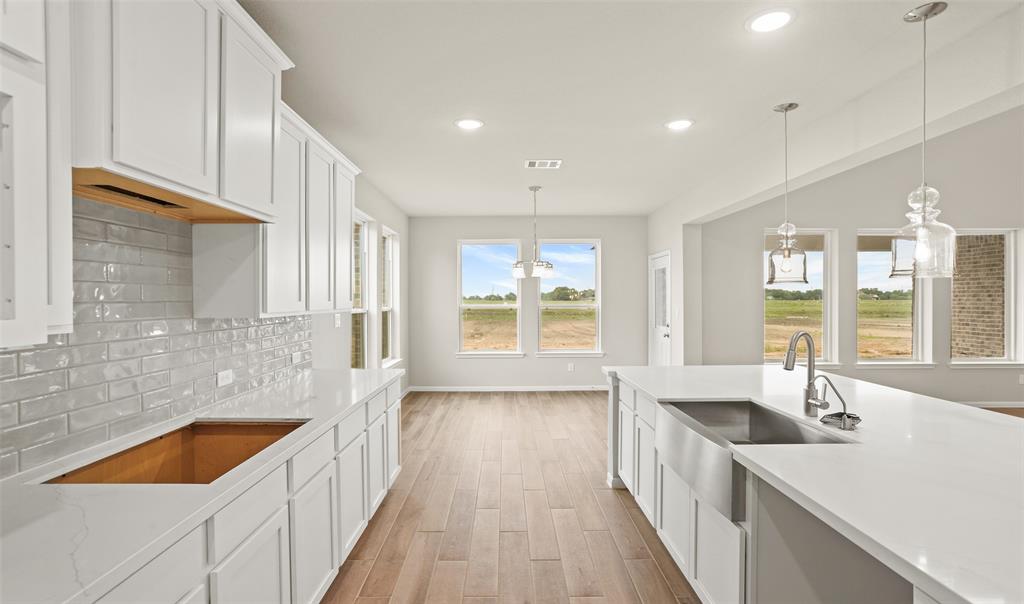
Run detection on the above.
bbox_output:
[513,186,555,279]
[895,2,956,279]
[766,102,808,285]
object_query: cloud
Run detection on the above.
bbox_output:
[543,251,595,265]
[462,244,517,265]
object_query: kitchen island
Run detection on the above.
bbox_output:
[604,365,1023,604]
[0,367,404,604]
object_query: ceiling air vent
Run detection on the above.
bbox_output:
[524,159,562,169]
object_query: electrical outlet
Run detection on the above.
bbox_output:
[334,313,341,328]
[567,362,575,372]
[292,352,302,365]
[216,369,233,387]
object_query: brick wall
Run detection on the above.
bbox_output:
[0,199,312,479]
[951,234,1006,358]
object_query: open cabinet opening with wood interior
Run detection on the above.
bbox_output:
[47,420,307,484]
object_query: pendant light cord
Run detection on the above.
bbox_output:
[532,188,538,262]
[921,17,928,187]
[783,109,790,225]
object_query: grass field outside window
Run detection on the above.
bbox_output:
[459,241,520,352]
[539,241,600,351]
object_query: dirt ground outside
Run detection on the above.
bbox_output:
[461,307,597,351]
[764,299,913,359]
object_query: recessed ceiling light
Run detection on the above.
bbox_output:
[455,118,484,131]
[665,119,695,132]
[747,10,794,33]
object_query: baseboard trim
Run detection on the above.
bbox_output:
[960,401,1024,408]
[408,385,609,393]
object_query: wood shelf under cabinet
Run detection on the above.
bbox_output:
[47,420,305,484]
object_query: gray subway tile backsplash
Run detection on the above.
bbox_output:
[0,198,312,478]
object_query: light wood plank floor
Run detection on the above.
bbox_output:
[323,391,700,604]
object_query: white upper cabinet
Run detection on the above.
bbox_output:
[264,113,306,315]
[305,139,334,312]
[0,0,46,62]
[111,0,219,194]
[220,13,278,217]
[333,162,356,311]
[70,0,292,222]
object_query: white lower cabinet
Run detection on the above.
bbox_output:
[367,412,388,513]
[386,399,401,486]
[337,432,368,559]
[692,494,745,604]
[617,404,635,493]
[210,506,292,604]
[634,417,656,524]
[97,525,206,603]
[289,462,339,604]
[655,461,692,577]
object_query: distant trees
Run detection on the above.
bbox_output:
[764,289,822,301]
[540,286,596,302]
[463,293,517,303]
[857,288,913,300]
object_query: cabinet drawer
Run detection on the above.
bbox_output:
[290,429,334,493]
[367,390,387,422]
[210,464,288,562]
[386,380,401,407]
[98,525,205,603]
[636,394,657,428]
[619,382,636,410]
[336,408,367,450]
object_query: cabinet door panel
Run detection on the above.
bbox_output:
[635,418,655,523]
[367,414,387,513]
[337,432,368,558]
[386,399,401,486]
[289,463,339,604]
[333,165,354,310]
[210,506,291,604]
[220,15,276,216]
[617,406,634,493]
[1,0,45,62]
[264,115,305,314]
[98,525,206,603]
[656,461,691,576]
[111,0,218,193]
[305,141,333,311]
[693,495,744,604]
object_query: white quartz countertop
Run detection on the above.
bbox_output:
[0,367,404,604]
[604,365,1024,604]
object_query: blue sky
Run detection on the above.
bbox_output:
[762,250,912,292]
[461,242,596,298]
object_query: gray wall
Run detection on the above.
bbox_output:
[408,215,648,388]
[0,199,312,479]
[697,107,1024,403]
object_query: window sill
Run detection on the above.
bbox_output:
[948,361,1024,369]
[855,362,936,369]
[455,351,525,359]
[382,358,403,369]
[535,351,606,358]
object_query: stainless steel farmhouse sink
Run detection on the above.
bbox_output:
[655,400,849,521]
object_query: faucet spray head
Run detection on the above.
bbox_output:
[783,348,797,370]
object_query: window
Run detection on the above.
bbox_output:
[856,234,922,361]
[538,241,600,351]
[458,241,520,352]
[951,231,1018,361]
[763,231,834,361]
[380,229,397,362]
[351,217,367,369]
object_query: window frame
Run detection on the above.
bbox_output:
[456,239,523,357]
[350,212,369,369]
[535,238,603,356]
[949,228,1021,366]
[380,226,399,365]
[853,229,933,366]
[761,228,839,365]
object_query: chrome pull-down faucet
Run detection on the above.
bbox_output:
[782,331,825,417]
[782,330,857,430]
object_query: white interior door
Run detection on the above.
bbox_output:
[649,252,671,366]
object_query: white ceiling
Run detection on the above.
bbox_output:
[241,1,1019,218]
